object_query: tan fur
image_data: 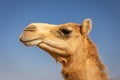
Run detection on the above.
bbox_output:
[19,19,109,80]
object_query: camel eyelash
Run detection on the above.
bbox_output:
[61,28,72,35]
[59,28,72,36]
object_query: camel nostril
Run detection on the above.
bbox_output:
[19,38,23,42]
[25,25,36,31]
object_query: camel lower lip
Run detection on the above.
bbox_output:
[24,38,38,42]
[20,38,43,46]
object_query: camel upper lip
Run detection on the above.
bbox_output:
[20,37,41,43]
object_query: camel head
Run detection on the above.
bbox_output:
[19,19,109,80]
[19,19,92,64]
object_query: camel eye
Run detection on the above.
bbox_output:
[61,28,72,36]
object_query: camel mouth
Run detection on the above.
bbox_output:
[20,37,43,46]
[20,34,46,46]
[20,37,40,43]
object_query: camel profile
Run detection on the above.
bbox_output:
[19,19,109,80]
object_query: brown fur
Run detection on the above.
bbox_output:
[19,19,109,80]
[62,37,108,80]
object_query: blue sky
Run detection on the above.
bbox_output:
[0,0,120,80]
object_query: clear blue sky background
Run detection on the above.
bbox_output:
[0,0,120,80]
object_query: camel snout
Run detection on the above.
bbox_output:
[24,24,36,32]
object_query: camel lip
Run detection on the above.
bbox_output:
[20,37,43,47]
[20,37,42,43]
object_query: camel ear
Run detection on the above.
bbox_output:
[81,18,92,35]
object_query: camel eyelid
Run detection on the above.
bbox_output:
[60,28,72,35]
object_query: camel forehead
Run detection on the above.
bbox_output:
[62,22,80,27]
[30,23,56,25]
[28,23,58,27]
[29,22,80,27]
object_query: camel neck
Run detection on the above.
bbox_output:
[61,38,108,80]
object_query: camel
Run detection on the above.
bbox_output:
[19,19,109,80]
